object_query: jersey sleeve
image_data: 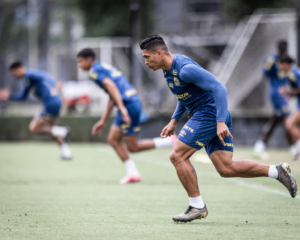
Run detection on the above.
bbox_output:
[179,64,228,122]
[9,80,32,101]
[89,67,111,83]
[171,100,186,122]
[263,56,276,77]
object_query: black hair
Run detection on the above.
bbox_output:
[77,48,96,59]
[139,35,168,53]
[279,55,294,64]
[9,61,23,70]
[277,40,288,54]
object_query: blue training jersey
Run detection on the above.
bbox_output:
[89,61,139,103]
[164,54,216,117]
[9,69,59,103]
[263,54,289,95]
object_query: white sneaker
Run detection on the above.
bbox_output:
[252,140,269,160]
[61,143,72,160]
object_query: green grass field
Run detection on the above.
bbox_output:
[0,143,300,240]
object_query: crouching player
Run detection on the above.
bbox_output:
[0,61,72,160]
[77,49,176,184]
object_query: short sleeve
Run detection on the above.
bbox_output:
[89,68,111,83]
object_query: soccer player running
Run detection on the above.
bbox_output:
[77,48,176,184]
[139,35,297,223]
[0,61,72,160]
[279,56,300,161]
[253,40,294,159]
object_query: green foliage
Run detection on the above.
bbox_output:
[76,0,129,37]
[225,0,294,19]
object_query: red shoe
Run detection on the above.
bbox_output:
[119,174,142,184]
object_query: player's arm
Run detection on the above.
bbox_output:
[0,84,31,101]
[161,101,185,138]
[102,77,130,124]
[91,97,114,136]
[180,64,232,145]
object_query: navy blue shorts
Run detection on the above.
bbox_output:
[113,100,142,136]
[178,110,233,156]
[40,96,61,121]
[271,94,289,117]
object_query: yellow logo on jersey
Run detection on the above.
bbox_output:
[224,143,234,147]
[169,83,174,88]
[173,70,178,75]
[196,141,205,147]
[133,126,141,132]
[89,71,98,80]
[125,89,137,98]
[174,77,180,85]
[175,92,191,100]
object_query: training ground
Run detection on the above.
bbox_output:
[0,143,299,240]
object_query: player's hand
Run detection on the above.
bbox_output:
[217,122,233,146]
[280,87,292,99]
[161,119,177,138]
[91,120,106,136]
[120,107,131,125]
[0,89,10,100]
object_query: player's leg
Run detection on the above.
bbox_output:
[122,100,175,153]
[29,97,72,159]
[170,111,213,222]
[285,110,300,158]
[208,112,297,198]
[107,125,141,184]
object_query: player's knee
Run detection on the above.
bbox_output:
[169,151,181,166]
[127,145,139,153]
[29,124,38,133]
[107,136,118,147]
[216,160,235,178]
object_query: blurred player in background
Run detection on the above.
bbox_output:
[139,35,297,223]
[253,40,294,159]
[77,49,176,184]
[0,61,72,160]
[279,56,300,161]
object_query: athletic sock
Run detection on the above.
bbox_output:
[124,159,139,176]
[189,196,205,209]
[153,137,173,148]
[268,165,278,179]
[253,139,266,152]
[51,126,67,138]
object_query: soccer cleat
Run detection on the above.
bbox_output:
[276,163,297,198]
[119,174,141,184]
[60,143,73,160]
[172,205,208,223]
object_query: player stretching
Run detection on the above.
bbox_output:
[279,56,300,161]
[253,40,294,159]
[77,49,176,184]
[0,61,72,160]
[139,35,297,223]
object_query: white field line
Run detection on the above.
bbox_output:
[98,147,300,200]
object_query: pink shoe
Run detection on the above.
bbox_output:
[119,174,142,184]
[170,134,178,146]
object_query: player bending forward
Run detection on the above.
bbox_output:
[77,48,176,184]
[0,61,72,160]
[139,35,297,223]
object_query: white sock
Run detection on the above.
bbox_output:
[51,126,67,138]
[153,137,173,148]
[124,159,139,176]
[189,196,205,209]
[268,165,278,179]
[253,139,266,152]
[61,143,72,159]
